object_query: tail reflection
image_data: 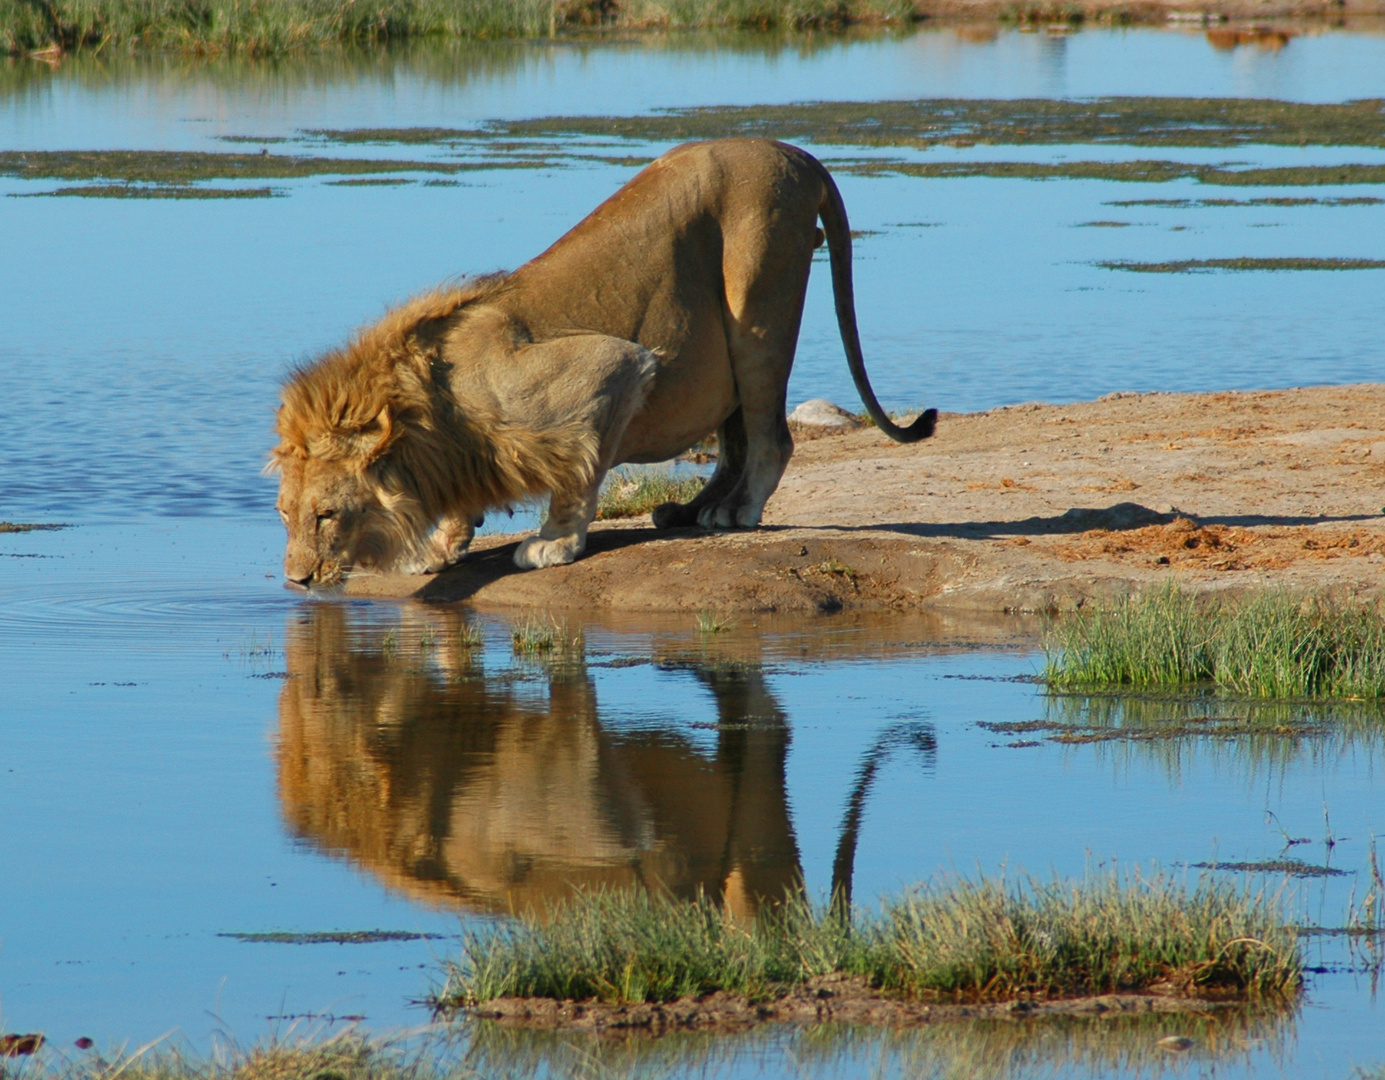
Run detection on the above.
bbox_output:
[275,605,801,918]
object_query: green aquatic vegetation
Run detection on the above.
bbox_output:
[325,177,415,186]
[595,466,705,520]
[0,149,471,184]
[1077,219,1131,227]
[15,183,280,198]
[0,521,68,532]
[510,613,584,657]
[844,159,1385,187]
[1102,257,1385,273]
[1045,586,1385,697]
[491,97,1385,150]
[1108,196,1385,208]
[0,0,915,56]
[1191,859,1347,879]
[219,929,445,943]
[432,871,1300,1008]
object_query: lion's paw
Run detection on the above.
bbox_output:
[514,535,580,569]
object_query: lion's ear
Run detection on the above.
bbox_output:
[340,405,395,464]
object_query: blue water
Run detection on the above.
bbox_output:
[3,24,1385,1077]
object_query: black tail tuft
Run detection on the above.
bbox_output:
[897,407,937,443]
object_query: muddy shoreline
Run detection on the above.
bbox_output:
[343,384,1385,615]
[468,978,1255,1034]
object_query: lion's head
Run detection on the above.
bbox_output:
[271,288,475,587]
[270,276,597,587]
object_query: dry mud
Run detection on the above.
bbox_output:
[469,976,1244,1035]
[344,384,1385,615]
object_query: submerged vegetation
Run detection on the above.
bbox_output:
[493,97,1385,150]
[1101,257,1385,273]
[1044,587,1385,698]
[596,466,705,520]
[433,872,1301,1009]
[1,0,914,57]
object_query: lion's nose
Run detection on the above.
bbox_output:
[285,572,313,589]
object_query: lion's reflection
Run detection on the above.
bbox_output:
[276,605,801,917]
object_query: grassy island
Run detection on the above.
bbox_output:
[430,871,1300,1019]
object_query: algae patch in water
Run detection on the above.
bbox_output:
[0,522,69,532]
[0,149,491,185]
[219,929,446,944]
[1191,859,1348,879]
[488,97,1385,150]
[844,159,1385,187]
[14,184,281,199]
[1108,196,1385,208]
[1101,257,1385,273]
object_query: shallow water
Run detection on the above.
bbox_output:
[3,520,1384,1077]
[2,23,1385,1078]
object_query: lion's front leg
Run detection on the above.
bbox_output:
[412,512,481,574]
[514,483,601,570]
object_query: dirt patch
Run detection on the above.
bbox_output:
[469,976,1247,1034]
[342,384,1385,615]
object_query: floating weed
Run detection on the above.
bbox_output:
[492,97,1385,150]
[596,466,705,520]
[431,869,1301,1009]
[1101,257,1385,273]
[1107,196,1385,208]
[12,184,281,199]
[0,150,496,185]
[1191,859,1348,879]
[219,929,445,944]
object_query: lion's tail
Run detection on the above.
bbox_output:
[812,156,936,444]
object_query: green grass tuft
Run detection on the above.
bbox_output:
[510,613,584,658]
[1,0,915,57]
[596,466,705,520]
[431,870,1301,1009]
[1045,586,1385,698]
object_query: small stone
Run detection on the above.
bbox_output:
[788,399,860,428]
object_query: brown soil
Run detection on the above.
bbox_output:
[469,976,1242,1035]
[344,384,1385,615]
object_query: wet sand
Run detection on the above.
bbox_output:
[344,384,1385,614]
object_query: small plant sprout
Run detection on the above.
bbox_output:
[696,610,735,634]
[511,613,584,658]
[381,629,398,657]
[457,622,484,650]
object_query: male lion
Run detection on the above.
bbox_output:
[272,138,935,586]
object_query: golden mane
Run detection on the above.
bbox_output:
[273,275,601,539]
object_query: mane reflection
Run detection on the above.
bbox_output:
[275,605,801,918]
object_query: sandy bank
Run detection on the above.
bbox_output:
[343,384,1385,614]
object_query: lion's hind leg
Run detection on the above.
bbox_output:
[652,409,747,529]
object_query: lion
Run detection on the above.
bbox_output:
[272,137,935,586]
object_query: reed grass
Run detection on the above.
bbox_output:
[510,612,583,657]
[2,0,914,57]
[432,869,1301,1009]
[595,466,704,520]
[1045,586,1385,698]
